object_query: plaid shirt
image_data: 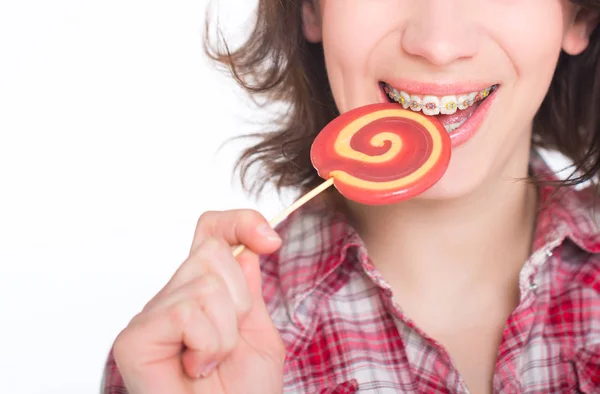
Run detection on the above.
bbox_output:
[102,152,600,393]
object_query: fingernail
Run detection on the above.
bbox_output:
[256,224,281,242]
[196,361,218,378]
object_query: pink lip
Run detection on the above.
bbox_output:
[377,83,500,148]
[382,79,497,96]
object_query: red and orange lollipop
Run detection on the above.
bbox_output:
[311,103,451,205]
[233,103,451,256]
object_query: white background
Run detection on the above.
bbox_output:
[0,1,293,392]
[0,1,577,393]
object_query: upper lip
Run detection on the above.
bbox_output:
[381,79,499,96]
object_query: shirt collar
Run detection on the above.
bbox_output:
[271,149,600,322]
[530,150,600,254]
[272,198,365,321]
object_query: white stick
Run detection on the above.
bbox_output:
[233,178,335,257]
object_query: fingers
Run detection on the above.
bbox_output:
[190,209,281,255]
[113,208,286,394]
[156,238,252,315]
[177,274,239,378]
[150,209,280,314]
[116,272,241,380]
[146,208,281,328]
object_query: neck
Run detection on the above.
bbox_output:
[341,158,538,299]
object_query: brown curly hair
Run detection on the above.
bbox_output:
[204,0,600,198]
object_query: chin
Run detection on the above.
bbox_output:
[414,156,493,201]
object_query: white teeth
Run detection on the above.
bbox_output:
[422,96,440,116]
[409,95,422,111]
[382,82,495,116]
[444,118,468,133]
[440,95,458,115]
[384,85,411,108]
[444,123,460,133]
[400,91,411,109]
[457,92,477,110]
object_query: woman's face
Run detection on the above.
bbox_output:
[303,0,595,200]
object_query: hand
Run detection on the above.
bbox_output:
[112,210,285,394]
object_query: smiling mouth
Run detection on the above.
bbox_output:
[380,81,499,133]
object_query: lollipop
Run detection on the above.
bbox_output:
[311,103,450,205]
[233,102,451,256]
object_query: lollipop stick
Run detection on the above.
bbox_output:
[233,177,334,257]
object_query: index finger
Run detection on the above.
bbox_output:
[190,209,281,256]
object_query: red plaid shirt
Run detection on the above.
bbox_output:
[102,152,600,393]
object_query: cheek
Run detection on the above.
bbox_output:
[319,3,395,111]
[321,2,391,61]
[488,1,566,84]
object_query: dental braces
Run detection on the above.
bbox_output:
[383,84,496,112]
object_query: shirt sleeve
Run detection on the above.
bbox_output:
[100,347,128,394]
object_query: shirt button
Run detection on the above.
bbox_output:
[529,282,538,291]
[545,249,553,257]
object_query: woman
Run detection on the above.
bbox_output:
[102,1,600,392]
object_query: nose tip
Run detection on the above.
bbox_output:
[401,6,479,66]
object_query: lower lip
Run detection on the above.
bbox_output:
[378,85,499,148]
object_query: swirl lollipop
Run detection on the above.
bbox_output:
[233,103,451,256]
[311,102,451,205]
